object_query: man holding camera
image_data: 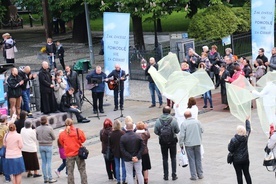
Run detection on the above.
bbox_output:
[86,66,107,114]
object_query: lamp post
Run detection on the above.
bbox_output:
[84,1,95,64]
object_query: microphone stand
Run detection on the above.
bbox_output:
[114,75,125,120]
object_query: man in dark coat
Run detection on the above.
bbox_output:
[59,87,90,123]
[7,67,23,118]
[107,64,127,111]
[18,66,36,114]
[65,65,81,110]
[38,61,57,114]
[120,120,145,184]
[86,66,107,114]
[216,63,230,110]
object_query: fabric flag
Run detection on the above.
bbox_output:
[226,75,255,122]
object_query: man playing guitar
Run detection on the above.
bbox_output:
[86,66,107,114]
[107,64,127,111]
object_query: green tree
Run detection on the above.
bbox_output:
[188,4,238,40]
[101,0,188,50]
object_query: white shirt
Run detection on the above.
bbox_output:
[21,127,37,152]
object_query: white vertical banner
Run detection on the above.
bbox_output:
[251,0,275,60]
[104,12,130,96]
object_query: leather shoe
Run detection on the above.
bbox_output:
[114,108,118,111]
[120,107,124,110]
[93,111,97,114]
[163,176,168,181]
[172,176,178,181]
[100,110,104,113]
[149,104,155,108]
[81,119,90,123]
[33,174,42,178]
[27,173,33,177]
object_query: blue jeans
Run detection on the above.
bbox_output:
[58,159,67,174]
[203,90,213,107]
[149,82,162,106]
[39,146,53,181]
[22,88,30,112]
[114,157,126,183]
[48,56,56,69]
[0,157,11,181]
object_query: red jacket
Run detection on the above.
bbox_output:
[59,126,86,157]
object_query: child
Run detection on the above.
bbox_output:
[56,41,65,70]
[46,38,57,70]
[55,129,67,177]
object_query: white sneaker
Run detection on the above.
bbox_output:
[55,169,60,178]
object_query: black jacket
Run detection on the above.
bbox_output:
[100,127,112,154]
[18,70,34,90]
[46,43,56,55]
[66,70,80,93]
[107,69,126,89]
[145,63,158,83]
[57,45,64,58]
[38,67,53,93]
[59,91,72,112]
[120,130,145,162]
[228,120,251,164]
[110,129,125,158]
[7,74,22,98]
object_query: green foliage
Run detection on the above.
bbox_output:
[231,5,250,33]
[188,4,238,40]
[0,5,6,21]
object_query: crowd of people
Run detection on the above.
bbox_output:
[1,31,276,184]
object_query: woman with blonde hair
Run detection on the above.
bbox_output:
[136,121,151,184]
[3,123,25,184]
[110,120,126,184]
[228,117,252,184]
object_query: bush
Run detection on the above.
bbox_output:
[232,6,250,33]
[188,4,238,40]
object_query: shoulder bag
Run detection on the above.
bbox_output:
[0,132,8,157]
[76,128,89,159]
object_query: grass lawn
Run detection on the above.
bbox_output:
[91,10,190,32]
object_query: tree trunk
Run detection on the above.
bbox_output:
[72,12,88,43]
[132,15,145,51]
[42,0,52,39]
[157,18,162,32]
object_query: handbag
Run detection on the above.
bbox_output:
[105,133,114,161]
[76,128,89,159]
[0,132,8,157]
[227,152,233,164]
[178,148,188,168]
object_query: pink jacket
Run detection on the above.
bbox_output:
[228,70,245,83]
[4,131,23,158]
[59,147,66,159]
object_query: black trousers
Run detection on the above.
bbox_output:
[114,88,124,108]
[160,143,177,178]
[233,160,252,184]
[59,57,65,70]
[92,92,104,111]
[103,154,116,180]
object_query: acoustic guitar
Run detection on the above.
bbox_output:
[108,74,129,90]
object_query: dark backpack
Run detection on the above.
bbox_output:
[159,118,175,144]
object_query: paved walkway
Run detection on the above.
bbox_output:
[0,27,274,184]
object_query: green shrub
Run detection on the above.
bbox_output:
[232,6,250,33]
[188,4,238,40]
